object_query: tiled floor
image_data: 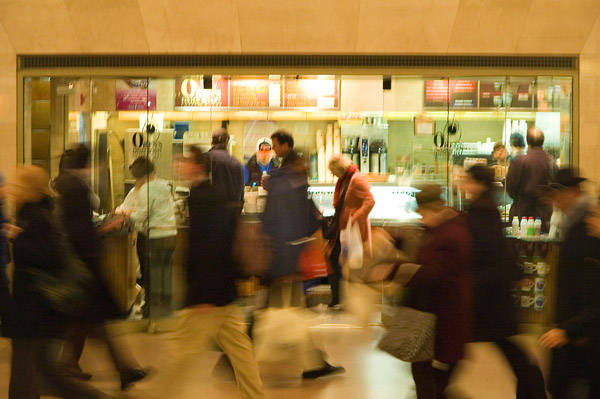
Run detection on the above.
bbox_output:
[0,311,550,399]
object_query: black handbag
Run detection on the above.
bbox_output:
[321,177,352,240]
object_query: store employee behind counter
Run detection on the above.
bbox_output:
[244,137,279,187]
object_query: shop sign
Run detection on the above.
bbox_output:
[230,78,282,108]
[175,76,229,109]
[424,80,477,108]
[284,77,339,109]
[116,79,157,111]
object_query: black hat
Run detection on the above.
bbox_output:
[549,168,586,190]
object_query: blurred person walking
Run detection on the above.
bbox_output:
[539,169,600,399]
[0,172,11,319]
[394,184,473,399]
[146,146,264,399]
[3,165,109,399]
[261,130,345,379]
[464,165,547,399]
[54,145,148,390]
[127,157,177,318]
[326,154,374,308]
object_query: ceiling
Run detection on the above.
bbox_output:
[0,0,599,57]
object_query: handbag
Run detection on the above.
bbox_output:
[378,306,436,363]
[322,176,352,240]
[298,231,332,280]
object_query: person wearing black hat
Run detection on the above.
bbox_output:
[539,168,600,399]
[506,127,557,231]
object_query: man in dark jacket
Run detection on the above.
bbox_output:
[147,147,264,399]
[207,128,244,205]
[506,127,557,230]
[540,169,600,399]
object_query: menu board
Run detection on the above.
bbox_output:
[116,79,157,111]
[231,79,282,108]
[284,77,339,109]
[480,81,532,108]
[175,76,229,109]
[424,80,476,108]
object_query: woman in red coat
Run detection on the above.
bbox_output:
[327,155,375,307]
[395,184,474,399]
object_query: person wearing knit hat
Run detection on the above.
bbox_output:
[243,137,279,187]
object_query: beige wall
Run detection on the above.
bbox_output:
[3,0,600,178]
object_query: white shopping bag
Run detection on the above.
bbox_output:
[340,218,364,270]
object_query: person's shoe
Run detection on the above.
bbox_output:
[302,364,345,379]
[120,368,151,390]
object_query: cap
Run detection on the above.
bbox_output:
[256,137,273,152]
[548,168,586,190]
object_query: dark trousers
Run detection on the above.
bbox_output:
[11,338,106,399]
[496,338,548,399]
[61,323,140,377]
[137,233,177,318]
[411,361,456,399]
[327,237,342,306]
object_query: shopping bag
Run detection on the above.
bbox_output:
[298,231,332,280]
[340,218,364,270]
[378,306,436,362]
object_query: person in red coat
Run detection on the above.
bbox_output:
[394,184,474,399]
[326,154,375,307]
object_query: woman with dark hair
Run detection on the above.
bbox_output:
[463,165,547,399]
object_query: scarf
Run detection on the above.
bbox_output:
[333,165,358,207]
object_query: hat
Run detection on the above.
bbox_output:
[548,168,586,190]
[415,184,445,207]
[256,137,273,152]
[509,133,525,148]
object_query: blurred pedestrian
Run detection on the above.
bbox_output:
[128,157,177,318]
[464,165,547,399]
[539,169,600,399]
[54,145,148,390]
[147,146,264,399]
[394,184,473,399]
[3,165,109,399]
[207,128,244,205]
[0,172,10,317]
[262,130,345,379]
[326,154,374,308]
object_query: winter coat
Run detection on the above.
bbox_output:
[244,155,279,187]
[207,146,245,204]
[400,209,474,364]
[337,172,375,242]
[262,155,311,279]
[185,179,238,307]
[466,191,518,341]
[506,147,557,230]
[4,197,67,338]
[53,171,121,322]
[549,196,600,396]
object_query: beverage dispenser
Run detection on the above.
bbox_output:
[360,137,369,171]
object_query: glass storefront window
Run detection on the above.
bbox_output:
[20,72,574,319]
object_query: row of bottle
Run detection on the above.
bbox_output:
[511,216,542,238]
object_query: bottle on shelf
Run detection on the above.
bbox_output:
[534,217,542,237]
[512,216,519,236]
[520,217,528,237]
[527,217,535,237]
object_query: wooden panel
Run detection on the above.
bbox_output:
[100,231,137,312]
